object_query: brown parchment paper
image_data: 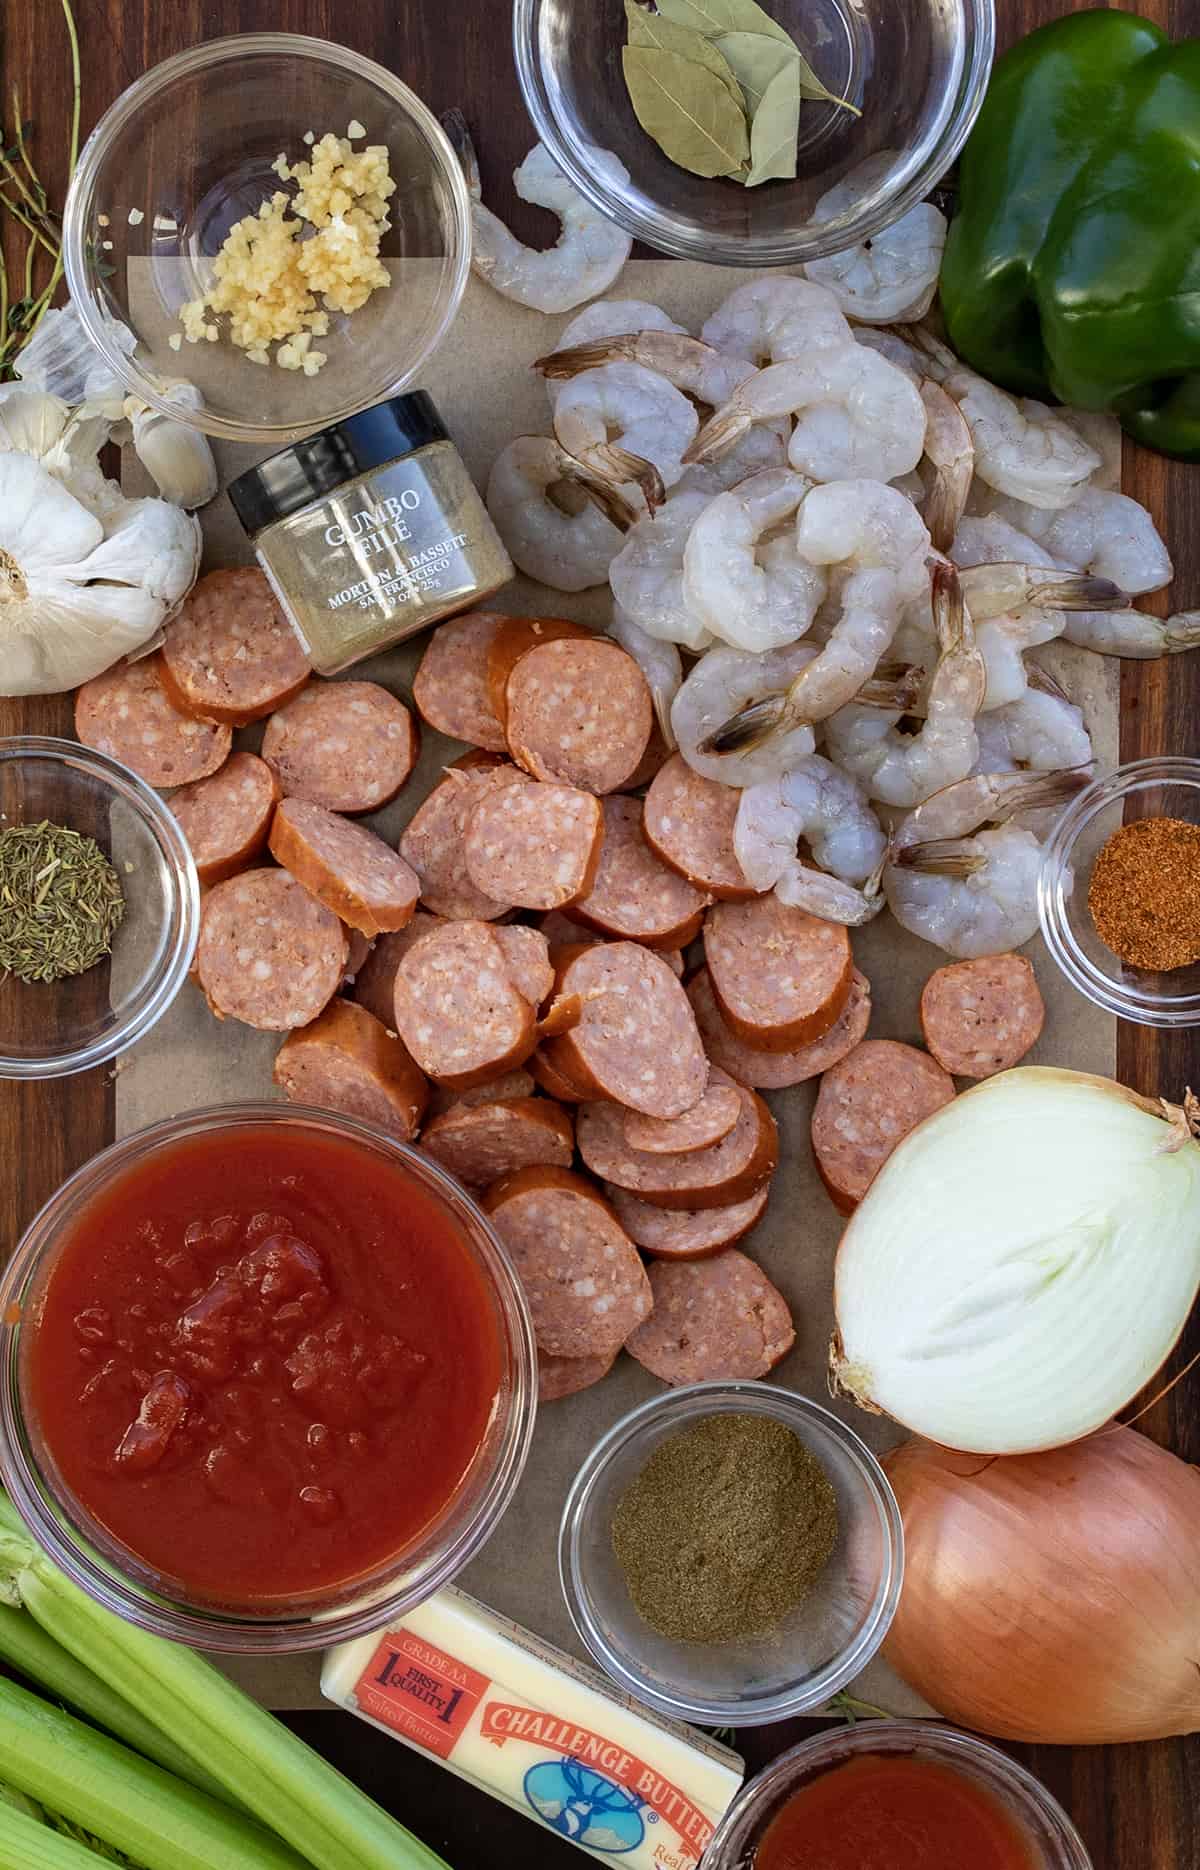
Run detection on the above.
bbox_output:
[121,268,1118,1711]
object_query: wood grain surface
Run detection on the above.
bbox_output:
[2,4,1198,1867]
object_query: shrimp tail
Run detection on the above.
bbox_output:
[586,444,665,514]
[440,108,481,202]
[959,563,1132,618]
[985,766,1093,826]
[534,336,637,380]
[920,382,973,554]
[930,558,968,652]
[858,661,927,712]
[895,837,987,877]
[893,322,956,383]
[1024,661,1072,702]
[1166,611,1200,653]
[681,401,752,467]
[698,692,791,756]
[557,453,641,532]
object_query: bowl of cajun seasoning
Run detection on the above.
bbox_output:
[559,1382,903,1726]
[1039,757,1200,1028]
[0,737,200,1079]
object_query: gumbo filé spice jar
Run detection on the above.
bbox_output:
[228,394,513,675]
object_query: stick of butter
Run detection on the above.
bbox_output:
[322,1585,744,1865]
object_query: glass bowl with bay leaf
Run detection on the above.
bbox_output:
[0,739,200,1080]
[559,1381,903,1725]
[514,0,994,265]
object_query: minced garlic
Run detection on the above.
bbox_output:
[175,131,395,374]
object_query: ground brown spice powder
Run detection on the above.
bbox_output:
[610,1413,839,1645]
[1088,816,1200,971]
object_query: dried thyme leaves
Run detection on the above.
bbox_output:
[0,820,124,984]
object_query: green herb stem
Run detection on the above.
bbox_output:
[0,1606,229,1806]
[0,1674,308,1870]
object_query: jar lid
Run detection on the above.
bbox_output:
[227,393,450,534]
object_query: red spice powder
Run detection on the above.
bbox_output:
[1088,816,1200,971]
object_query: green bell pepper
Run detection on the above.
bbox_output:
[939,9,1200,461]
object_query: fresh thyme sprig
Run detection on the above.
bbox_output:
[0,0,80,378]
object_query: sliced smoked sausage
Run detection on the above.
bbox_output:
[351,912,445,1027]
[505,638,652,794]
[625,1251,794,1385]
[605,1183,770,1260]
[482,1166,652,1360]
[269,798,420,937]
[643,755,757,901]
[486,616,593,725]
[76,656,231,789]
[566,795,708,948]
[160,567,310,724]
[412,611,508,751]
[262,681,417,814]
[170,751,280,886]
[577,1086,778,1211]
[464,781,603,911]
[811,1039,956,1215]
[427,1069,537,1118]
[420,1097,574,1187]
[273,998,428,1141]
[392,920,537,1089]
[688,966,872,1090]
[545,942,707,1119]
[704,895,853,1050]
[399,761,530,919]
[622,1067,742,1155]
[919,953,1045,1079]
[538,1348,617,1403]
[493,926,554,1011]
[196,868,347,1030]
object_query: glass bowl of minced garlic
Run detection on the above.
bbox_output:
[64,34,471,445]
[0,738,199,1080]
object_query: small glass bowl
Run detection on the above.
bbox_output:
[705,1723,1092,1869]
[559,1382,902,1726]
[0,737,199,1080]
[64,34,471,444]
[0,1104,537,1652]
[514,0,994,265]
[1038,757,1200,1028]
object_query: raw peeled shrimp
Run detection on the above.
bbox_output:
[979,489,1173,596]
[686,345,926,485]
[803,154,947,324]
[542,300,687,410]
[552,362,697,506]
[485,436,635,591]
[537,330,755,410]
[673,641,819,786]
[449,119,632,314]
[974,685,1093,772]
[676,422,790,494]
[700,276,852,367]
[1060,609,1200,658]
[608,606,681,747]
[608,489,714,650]
[974,614,1064,709]
[681,468,826,652]
[911,329,1100,509]
[734,754,887,891]
[822,562,985,807]
[884,768,1093,957]
[703,479,931,736]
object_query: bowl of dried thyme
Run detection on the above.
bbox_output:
[1038,757,1200,1029]
[559,1381,903,1726]
[0,737,200,1079]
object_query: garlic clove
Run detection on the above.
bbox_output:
[0,386,72,461]
[129,397,219,510]
[0,453,105,572]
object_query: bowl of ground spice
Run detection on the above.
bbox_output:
[1038,757,1200,1028]
[559,1381,903,1726]
[0,737,200,1079]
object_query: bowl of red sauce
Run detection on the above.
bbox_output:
[0,1104,536,1651]
[704,1722,1091,1870]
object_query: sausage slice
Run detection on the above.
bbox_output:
[546,942,708,1119]
[421,1097,574,1188]
[566,795,709,948]
[688,965,872,1090]
[412,611,508,750]
[464,781,604,911]
[643,755,757,900]
[351,912,446,1028]
[704,895,853,1050]
[399,762,531,919]
[919,953,1045,1079]
[811,1039,956,1215]
[160,567,310,724]
[538,1348,617,1403]
[392,920,537,1089]
[493,926,554,1011]
[76,656,231,789]
[273,999,428,1141]
[427,1069,537,1118]
[505,638,652,794]
[605,1183,770,1260]
[269,798,419,937]
[486,616,593,725]
[577,1085,777,1211]
[262,680,417,814]
[196,868,347,1030]
[482,1166,652,1360]
[625,1251,794,1385]
[622,1067,742,1155]
[170,751,280,886]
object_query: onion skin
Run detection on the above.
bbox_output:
[882,1428,1200,1744]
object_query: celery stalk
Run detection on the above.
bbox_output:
[0,1515,450,1870]
[0,1796,130,1869]
[0,1606,229,1804]
[0,1675,308,1870]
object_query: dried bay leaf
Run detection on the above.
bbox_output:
[621,45,751,179]
[624,0,745,112]
[654,0,795,51]
[793,50,862,116]
[744,58,802,185]
[713,29,798,114]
